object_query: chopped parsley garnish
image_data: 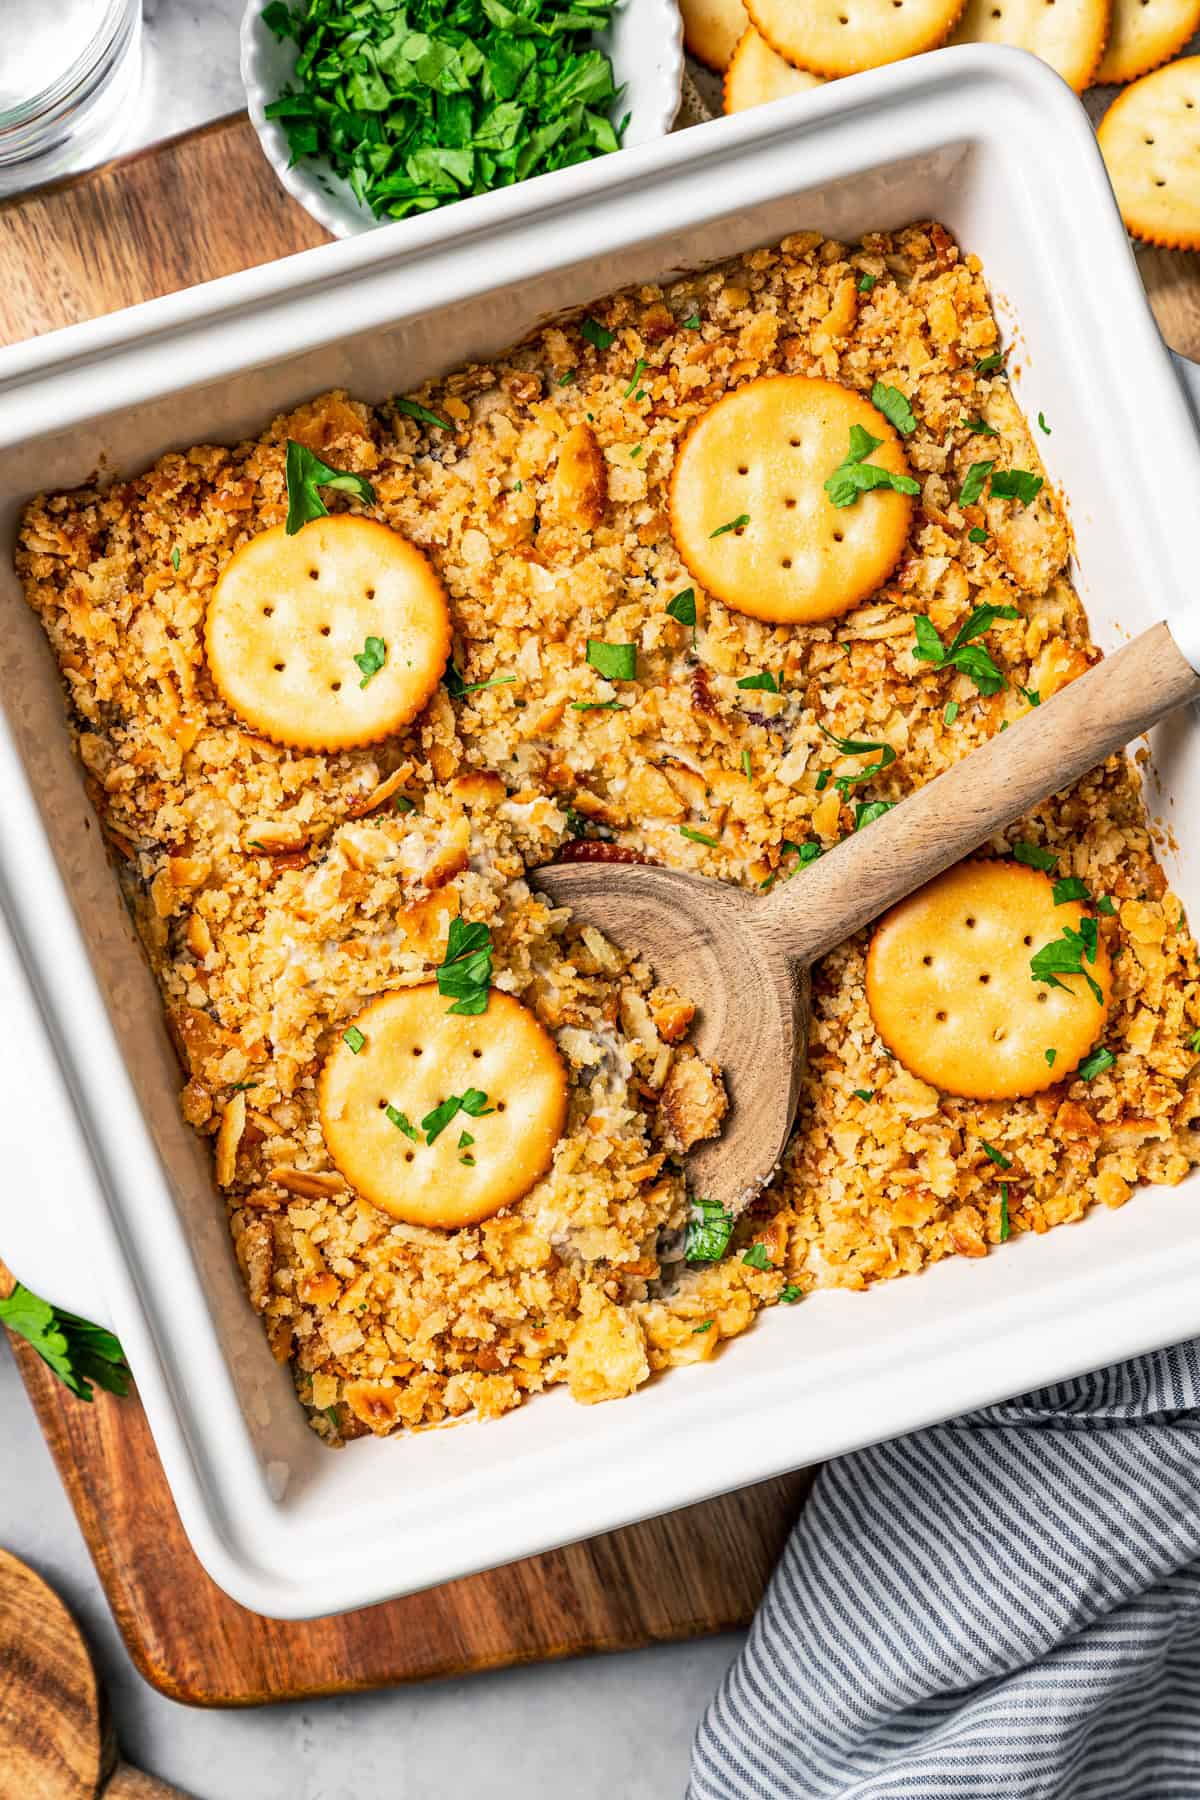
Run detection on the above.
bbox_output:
[852,1088,874,1102]
[666,587,697,638]
[558,368,576,386]
[741,750,753,780]
[394,795,416,814]
[444,666,517,698]
[1031,916,1104,1004]
[686,1198,734,1263]
[679,825,718,847]
[353,635,387,688]
[396,396,452,432]
[1077,1046,1115,1081]
[968,526,989,545]
[437,918,493,1016]
[975,351,1007,375]
[581,317,615,351]
[962,417,998,437]
[818,723,896,796]
[681,310,701,329]
[1018,685,1041,707]
[981,1140,1011,1169]
[870,381,917,436]
[854,800,895,831]
[692,1319,714,1333]
[857,272,876,293]
[824,424,920,509]
[343,1025,366,1054]
[999,1183,1010,1242]
[229,1080,259,1092]
[779,1285,803,1303]
[170,546,181,570]
[263,1,627,224]
[943,700,960,726]
[586,639,637,682]
[761,841,821,889]
[736,670,779,692]
[1045,1048,1057,1066]
[1013,841,1058,873]
[912,603,1019,696]
[571,699,627,711]
[284,440,376,535]
[385,1104,419,1141]
[1038,411,1051,435]
[958,459,994,507]
[711,513,750,538]
[422,1087,493,1143]
[742,1242,773,1271]
[0,1282,130,1402]
[630,444,642,458]
[815,771,830,791]
[1096,895,1117,917]
[1052,876,1090,904]
[991,469,1043,506]
[624,358,647,398]
[1189,1028,1200,1053]
[458,1130,474,1148]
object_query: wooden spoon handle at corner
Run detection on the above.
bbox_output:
[761,619,1200,964]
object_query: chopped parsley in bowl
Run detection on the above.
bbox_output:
[243,0,682,233]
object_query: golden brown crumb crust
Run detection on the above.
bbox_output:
[17,221,1200,1441]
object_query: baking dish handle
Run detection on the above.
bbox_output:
[0,904,114,1328]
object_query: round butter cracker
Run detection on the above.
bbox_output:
[724,28,825,110]
[949,0,1111,91]
[866,860,1112,1100]
[1098,57,1200,247]
[680,0,748,68]
[206,516,451,752]
[319,984,568,1229]
[1096,0,1200,83]
[746,0,966,77]
[668,374,915,626]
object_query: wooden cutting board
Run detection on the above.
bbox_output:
[0,111,1196,1708]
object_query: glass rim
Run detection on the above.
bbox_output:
[0,0,137,136]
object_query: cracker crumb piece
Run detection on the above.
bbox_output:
[566,1287,650,1404]
[658,1051,729,1152]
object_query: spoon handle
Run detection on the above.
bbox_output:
[759,619,1200,964]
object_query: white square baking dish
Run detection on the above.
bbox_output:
[3,45,1200,1621]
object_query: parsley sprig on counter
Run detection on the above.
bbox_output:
[0,1283,130,1403]
[262,0,627,222]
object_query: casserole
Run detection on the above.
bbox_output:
[2,45,1200,1619]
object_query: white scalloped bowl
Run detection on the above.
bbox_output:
[241,0,683,237]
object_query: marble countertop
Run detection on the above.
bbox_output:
[0,6,742,1795]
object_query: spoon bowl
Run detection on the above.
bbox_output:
[532,862,809,1215]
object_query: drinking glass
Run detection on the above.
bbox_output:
[0,0,142,196]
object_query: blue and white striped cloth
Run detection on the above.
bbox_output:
[689,1343,1200,1798]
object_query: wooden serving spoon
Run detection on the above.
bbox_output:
[0,1548,193,1799]
[534,623,1200,1215]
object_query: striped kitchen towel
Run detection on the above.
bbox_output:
[689,1341,1200,1798]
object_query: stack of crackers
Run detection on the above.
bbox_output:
[685,0,1199,249]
